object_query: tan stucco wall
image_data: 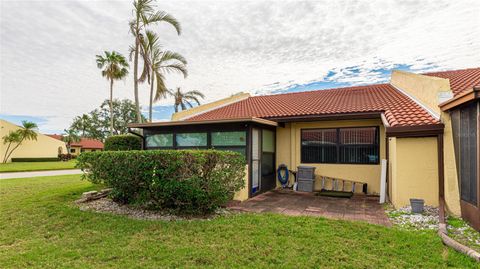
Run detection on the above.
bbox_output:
[276,119,386,195]
[390,70,451,115]
[0,119,66,162]
[389,137,439,207]
[171,92,250,121]
[390,70,460,215]
[233,165,250,201]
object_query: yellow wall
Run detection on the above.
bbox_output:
[276,119,386,195]
[390,70,460,215]
[69,146,82,156]
[171,92,250,121]
[390,70,450,115]
[389,137,439,207]
[0,119,67,162]
[233,166,250,201]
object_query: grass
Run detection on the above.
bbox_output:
[0,176,477,268]
[0,160,77,172]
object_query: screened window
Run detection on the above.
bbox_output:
[301,127,379,164]
[211,131,247,156]
[452,102,478,205]
[146,133,173,148]
[176,133,207,147]
[211,131,246,146]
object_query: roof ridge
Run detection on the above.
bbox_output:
[251,83,390,99]
[423,67,480,75]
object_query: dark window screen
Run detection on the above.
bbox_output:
[301,127,379,164]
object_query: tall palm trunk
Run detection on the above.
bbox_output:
[109,78,114,135]
[149,73,155,122]
[2,142,13,163]
[133,18,142,123]
[4,138,25,163]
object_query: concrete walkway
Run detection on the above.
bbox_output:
[0,169,82,179]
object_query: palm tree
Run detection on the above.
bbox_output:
[2,131,21,163]
[130,0,181,123]
[168,87,205,113]
[140,31,187,121]
[2,121,38,163]
[63,129,81,155]
[96,51,129,136]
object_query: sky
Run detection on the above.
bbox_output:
[1,0,479,133]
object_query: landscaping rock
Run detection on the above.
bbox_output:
[77,197,232,221]
[77,189,112,203]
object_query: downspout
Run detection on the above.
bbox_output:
[128,128,145,150]
[437,133,480,261]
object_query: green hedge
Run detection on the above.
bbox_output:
[11,157,60,162]
[104,135,142,151]
[77,150,246,215]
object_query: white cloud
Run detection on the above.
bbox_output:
[1,0,479,132]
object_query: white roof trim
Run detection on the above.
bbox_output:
[178,94,250,121]
[389,84,440,120]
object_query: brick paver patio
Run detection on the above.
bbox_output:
[228,189,391,226]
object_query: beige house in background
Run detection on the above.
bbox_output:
[47,135,104,156]
[0,119,66,163]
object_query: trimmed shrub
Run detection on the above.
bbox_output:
[12,157,59,162]
[104,135,142,151]
[58,154,75,161]
[77,150,246,215]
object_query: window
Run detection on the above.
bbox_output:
[301,127,379,164]
[176,133,207,147]
[70,148,76,153]
[146,133,173,148]
[211,131,246,146]
[211,131,246,156]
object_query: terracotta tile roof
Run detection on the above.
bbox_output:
[424,67,480,97]
[46,135,104,149]
[71,138,104,149]
[187,84,440,127]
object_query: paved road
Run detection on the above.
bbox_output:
[0,169,83,179]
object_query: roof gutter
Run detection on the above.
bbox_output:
[385,124,444,138]
[439,87,480,111]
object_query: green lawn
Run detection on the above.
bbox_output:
[0,175,477,268]
[0,160,76,172]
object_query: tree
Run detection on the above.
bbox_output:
[2,121,38,163]
[96,51,129,135]
[69,99,146,141]
[140,31,187,121]
[2,131,21,163]
[130,0,181,123]
[168,87,205,113]
[62,129,81,155]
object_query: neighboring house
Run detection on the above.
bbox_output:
[0,119,67,162]
[128,67,480,229]
[47,135,104,156]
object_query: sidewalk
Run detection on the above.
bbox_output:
[0,169,83,179]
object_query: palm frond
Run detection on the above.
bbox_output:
[160,63,188,78]
[146,11,181,35]
[153,72,168,102]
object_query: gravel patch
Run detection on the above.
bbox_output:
[77,197,233,221]
[386,205,439,230]
[386,204,480,251]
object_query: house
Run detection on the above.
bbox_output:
[0,119,67,162]
[128,67,480,229]
[47,135,104,156]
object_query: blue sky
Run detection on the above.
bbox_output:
[1,0,479,133]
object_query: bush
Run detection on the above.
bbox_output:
[11,157,59,162]
[58,154,75,161]
[104,135,142,151]
[77,150,246,215]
